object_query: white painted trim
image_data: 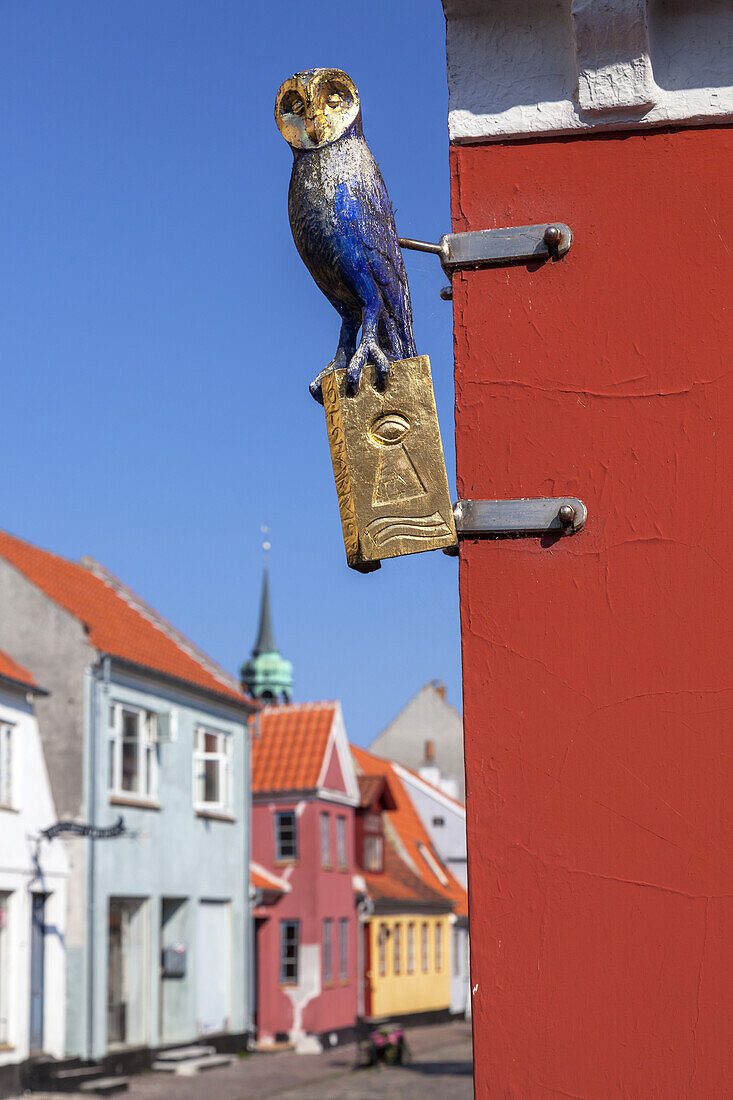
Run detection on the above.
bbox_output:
[315,704,359,806]
[251,861,291,893]
[392,763,466,820]
[444,0,733,143]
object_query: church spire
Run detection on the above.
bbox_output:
[253,568,276,656]
[241,528,293,703]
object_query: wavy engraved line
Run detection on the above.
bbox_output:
[366,512,452,547]
[367,511,445,535]
[377,524,452,548]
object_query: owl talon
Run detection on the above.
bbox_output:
[346,365,363,396]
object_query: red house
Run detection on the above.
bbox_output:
[250,702,360,1049]
[442,0,733,1093]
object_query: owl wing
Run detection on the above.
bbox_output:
[335,164,417,360]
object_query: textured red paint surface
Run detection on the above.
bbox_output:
[452,127,733,1097]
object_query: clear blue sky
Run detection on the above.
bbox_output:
[0,0,460,746]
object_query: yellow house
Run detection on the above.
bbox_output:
[352,747,467,1022]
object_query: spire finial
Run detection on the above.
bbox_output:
[261,524,271,568]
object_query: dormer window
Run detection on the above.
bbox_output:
[364,833,383,872]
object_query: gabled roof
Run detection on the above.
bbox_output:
[364,836,452,909]
[0,530,248,705]
[0,647,38,691]
[357,773,397,811]
[352,744,468,917]
[392,761,466,817]
[251,702,358,801]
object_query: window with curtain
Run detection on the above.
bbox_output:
[407,923,415,974]
[338,918,348,980]
[378,923,388,977]
[322,918,333,982]
[336,815,347,868]
[393,922,402,975]
[320,811,331,867]
[0,724,13,807]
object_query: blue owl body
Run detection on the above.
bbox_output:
[287,118,417,400]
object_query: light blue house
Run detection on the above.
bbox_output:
[0,530,256,1061]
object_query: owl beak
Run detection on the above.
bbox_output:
[304,111,325,145]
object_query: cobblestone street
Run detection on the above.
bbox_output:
[22,1021,473,1100]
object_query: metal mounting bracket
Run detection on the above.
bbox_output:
[453,497,587,539]
[400,223,572,275]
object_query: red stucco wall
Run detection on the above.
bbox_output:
[252,799,358,1041]
[452,127,733,1097]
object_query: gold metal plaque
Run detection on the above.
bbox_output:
[322,355,457,570]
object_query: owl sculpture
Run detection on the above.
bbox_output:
[275,68,417,404]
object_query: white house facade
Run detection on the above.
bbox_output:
[0,652,68,1098]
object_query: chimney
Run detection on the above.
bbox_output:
[431,679,446,700]
[424,739,435,764]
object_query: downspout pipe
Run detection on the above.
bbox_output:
[86,655,110,1059]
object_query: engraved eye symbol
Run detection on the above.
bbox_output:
[370,413,411,446]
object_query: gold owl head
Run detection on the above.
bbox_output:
[275,68,360,151]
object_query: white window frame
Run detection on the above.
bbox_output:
[393,922,402,975]
[364,833,383,872]
[0,723,14,808]
[279,920,300,985]
[378,923,388,977]
[338,917,348,981]
[0,892,9,1044]
[275,810,298,861]
[322,918,333,983]
[193,725,232,813]
[407,923,415,974]
[336,815,347,869]
[108,703,158,800]
[320,811,331,868]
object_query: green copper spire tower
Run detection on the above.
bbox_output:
[241,534,293,703]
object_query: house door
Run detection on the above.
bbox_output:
[107,898,148,1047]
[159,898,188,1043]
[196,901,230,1035]
[29,894,46,1051]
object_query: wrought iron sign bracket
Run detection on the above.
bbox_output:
[450,497,587,544]
[400,223,572,287]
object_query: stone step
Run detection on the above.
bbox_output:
[78,1078,129,1096]
[154,1045,217,1063]
[169,1054,233,1076]
[53,1067,104,1081]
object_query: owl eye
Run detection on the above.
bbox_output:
[290,98,304,115]
[370,413,411,446]
[326,93,341,108]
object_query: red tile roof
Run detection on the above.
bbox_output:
[0,530,247,704]
[251,862,290,894]
[0,647,37,689]
[364,837,450,908]
[251,703,336,793]
[352,744,468,917]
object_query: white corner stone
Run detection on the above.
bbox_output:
[572,0,656,113]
